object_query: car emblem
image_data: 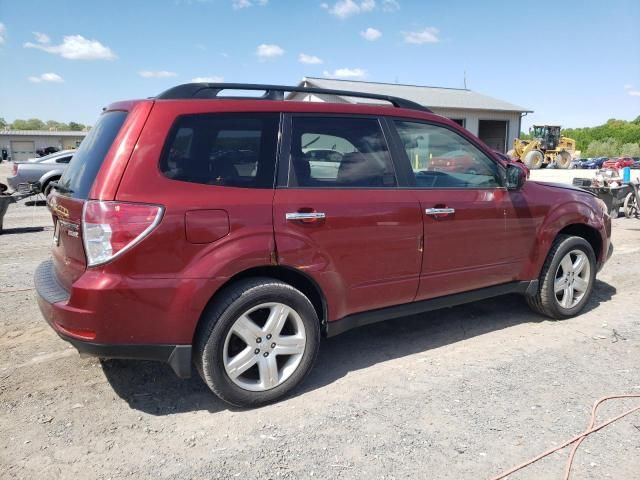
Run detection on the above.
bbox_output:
[53,204,69,218]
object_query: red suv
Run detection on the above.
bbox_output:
[36,83,612,407]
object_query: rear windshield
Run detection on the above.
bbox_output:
[57,111,128,198]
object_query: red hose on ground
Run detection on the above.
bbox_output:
[489,394,640,480]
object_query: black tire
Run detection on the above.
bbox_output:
[526,235,596,319]
[194,277,320,408]
[42,178,59,197]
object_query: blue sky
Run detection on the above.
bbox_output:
[0,0,638,130]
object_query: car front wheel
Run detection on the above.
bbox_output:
[195,278,320,407]
[526,235,596,319]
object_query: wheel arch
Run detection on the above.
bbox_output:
[556,223,602,260]
[193,265,328,345]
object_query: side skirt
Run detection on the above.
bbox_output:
[325,280,539,337]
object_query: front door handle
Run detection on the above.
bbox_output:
[286,212,326,223]
[425,208,455,215]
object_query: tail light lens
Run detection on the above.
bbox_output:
[82,200,164,267]
[12,163,18,176]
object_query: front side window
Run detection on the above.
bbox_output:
[394,120,502,189]
[289,116,396,188]
[160,113,279,188]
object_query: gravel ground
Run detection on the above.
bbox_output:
[1,162,639,480]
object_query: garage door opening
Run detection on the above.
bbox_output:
[478,120,507,152]
[10,141,36,162]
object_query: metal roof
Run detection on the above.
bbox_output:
[0,130,88,137]
[297,77,532,113]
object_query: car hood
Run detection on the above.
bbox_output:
[531,181,597,197]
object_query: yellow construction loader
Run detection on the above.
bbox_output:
[507,125,578,169]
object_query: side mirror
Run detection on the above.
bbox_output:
[506,163,526,190]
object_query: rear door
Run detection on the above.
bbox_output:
[388,119,518,300]
[273,114,423,321]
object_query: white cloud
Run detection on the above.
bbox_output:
[232,0,267,8]
[24,34,116,60]
[256,43,284,59]
[0,23,7,45]
[299,53,323,64]
[323,67,367,79]
[361,27,382,41]
[28,72,64,83]
[139,70,178,78]
[402,27,440,44]
[381,0,399,11]
[191,75,224,82]
[328,0,376,19]
[629,90,640,97]
[32,31,50,44]
[624,84,632,90]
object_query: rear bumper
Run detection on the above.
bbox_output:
[34,259,200,378]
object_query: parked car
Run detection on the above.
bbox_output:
[632,157,640,169]
[6,150,74,194]
[582,157,608,169]
[35,83,613,407]
[603,157,635,170]
[570,158,587,169]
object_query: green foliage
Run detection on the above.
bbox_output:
[6,118,87,131]
[586,139,620,157]
[562,117,640,153]
[620,142,640,157]
[519,131,532,140]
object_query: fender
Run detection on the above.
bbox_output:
[38,169,65,187]
[523,199,605,279]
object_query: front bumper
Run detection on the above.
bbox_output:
[34,259,193,378]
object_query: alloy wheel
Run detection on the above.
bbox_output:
[223,302,306,392]
[554,249,591,309]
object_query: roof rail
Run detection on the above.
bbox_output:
[156,83,432,113]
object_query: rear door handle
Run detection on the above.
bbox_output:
[425,208,455,215]
[285,212,326,222]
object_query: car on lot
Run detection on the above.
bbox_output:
[603,157,635,170]
[582,157,608,169]
[6,150,74,194]
[35,83,613,407]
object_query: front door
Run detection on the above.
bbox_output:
[273,115,423,321]
[389,119,518,300]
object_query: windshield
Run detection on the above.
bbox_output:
[57,111,127,199]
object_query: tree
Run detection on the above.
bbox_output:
[11,118,46,130]
[620,142,640,157]
[0,117,7,129]
[45,120,69,131]
[67,121,86,131]
[585,138,620,158]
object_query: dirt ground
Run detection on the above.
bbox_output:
[1,162,639,480]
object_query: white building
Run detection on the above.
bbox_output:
[0,130,87,161]
[289,77,532,153]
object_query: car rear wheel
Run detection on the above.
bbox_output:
[526,235,596,319]
[194,277,320,407]
[624,192,638,218]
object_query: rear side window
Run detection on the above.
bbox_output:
[160,113,280,188]
[58,111,127,198]
[289,116,396,188]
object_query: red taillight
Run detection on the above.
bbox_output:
[82,200,163,267]
[11,163,18,176]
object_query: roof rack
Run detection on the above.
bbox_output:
[156,83,432,113]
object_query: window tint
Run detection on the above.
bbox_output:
[160,113,279,188]
[394,120,502,189]
[289,116,396,188]
[58,111,127,198]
